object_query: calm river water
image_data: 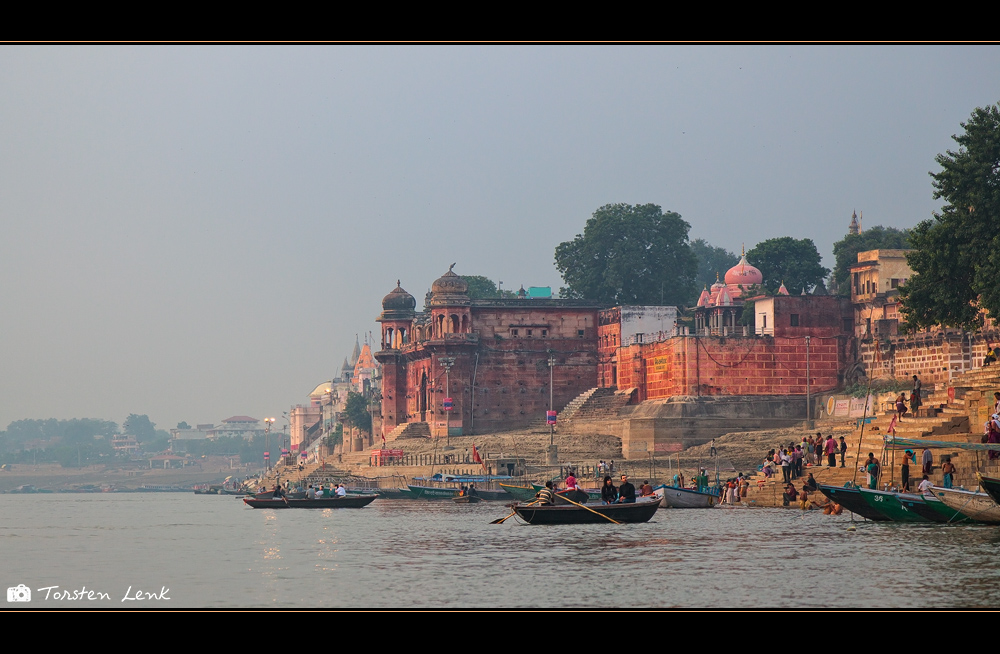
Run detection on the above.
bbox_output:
[3,494,1000,609]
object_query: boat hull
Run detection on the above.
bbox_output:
[512,499,660,524]
[498,483,537,501]
[653,484,715,508]
[817,485,889,521]
[857,488,930,522]
[408,485,509,501]
[977,473,1000,506]
[243,495,377,509]
[930,486,1000,524]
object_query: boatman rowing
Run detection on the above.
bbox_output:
[535,481,556,505]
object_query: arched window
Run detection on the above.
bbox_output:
[450,314,459,333]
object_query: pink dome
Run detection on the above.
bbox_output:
[724,254,763,286]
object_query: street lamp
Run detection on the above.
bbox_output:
[548,352,556,446]
[805,336,813,429]
[439,356,456,450]
[264,417,275,472]
[546,352,558,465]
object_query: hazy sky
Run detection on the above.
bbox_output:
[2,45,998,431]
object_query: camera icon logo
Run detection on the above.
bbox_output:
[7,585,31,602]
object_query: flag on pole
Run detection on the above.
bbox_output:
[472,444,486,471]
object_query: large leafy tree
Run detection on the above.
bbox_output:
[554,203,696,305]
[462,275,516,299]
[746,237,829,295]
[830,226,911,295]
[344,392,372,435]
[691,239,736,298]
[900,103,1000,330]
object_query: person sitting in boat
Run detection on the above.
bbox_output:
[272,484,284,499]
[535,481,556,505]
[600,476,618,504]
[306,484,316,500]
[617,475,636,503]
[467,484,479,498]
[639,480,654,497]
[336,484,347,497]
[565,472,578,491]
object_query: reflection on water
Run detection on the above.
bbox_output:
[3,494,1000,608]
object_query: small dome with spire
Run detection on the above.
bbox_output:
[382,281,416,312]
[429,263,470,307]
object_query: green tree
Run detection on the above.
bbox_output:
[554,203,696,305]
[344,392,372,435]
[462,275,516,299]
[830,226,911,295]
[690,238,737,299]
[176,421,192,430]
[900,102,1000,331]
[746,237,829,295]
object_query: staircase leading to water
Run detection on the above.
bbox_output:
[746,367,1000,507]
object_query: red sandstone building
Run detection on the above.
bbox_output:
[375,266,601,439]
[598,254,854,403]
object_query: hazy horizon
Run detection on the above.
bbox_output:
[2,45,998,431]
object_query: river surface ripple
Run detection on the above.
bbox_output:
[3,494,999,609]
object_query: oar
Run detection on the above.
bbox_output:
[559,494,622,525]
[491,500,540,524]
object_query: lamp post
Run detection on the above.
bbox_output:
[546,351,558,465]
[439,357,456,450]
[264,417,275,472]
[805,336,813,429]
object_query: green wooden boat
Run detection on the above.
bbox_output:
[857,488,929,522]
[920,492,976,523]
[499,483,537,501]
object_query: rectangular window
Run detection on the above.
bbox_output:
[526,329,533,336]
[541,329,547,337]
[511,329,519,336]
[890,278,900,289]
[790,314,799,327]
[578,329,585,337]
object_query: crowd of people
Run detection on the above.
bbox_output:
[761,433,848,484]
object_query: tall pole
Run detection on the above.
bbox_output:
[264,417,275,473]
[805,336,812,429]
[548,353,556,447]
[439,357,456,450]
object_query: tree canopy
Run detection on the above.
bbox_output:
[690,238,736,299]
[344,392,372,435]
[554,203,696,306]
[746,237,829,295]
[462,275,516,299]
[830,226,911,295]
[900,103,1000,331]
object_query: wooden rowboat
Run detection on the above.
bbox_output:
[929,486,1000,524]
[511,498,660,524]
[653,484,715,508]
[243,494,378,509]
[817,484,889,521]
